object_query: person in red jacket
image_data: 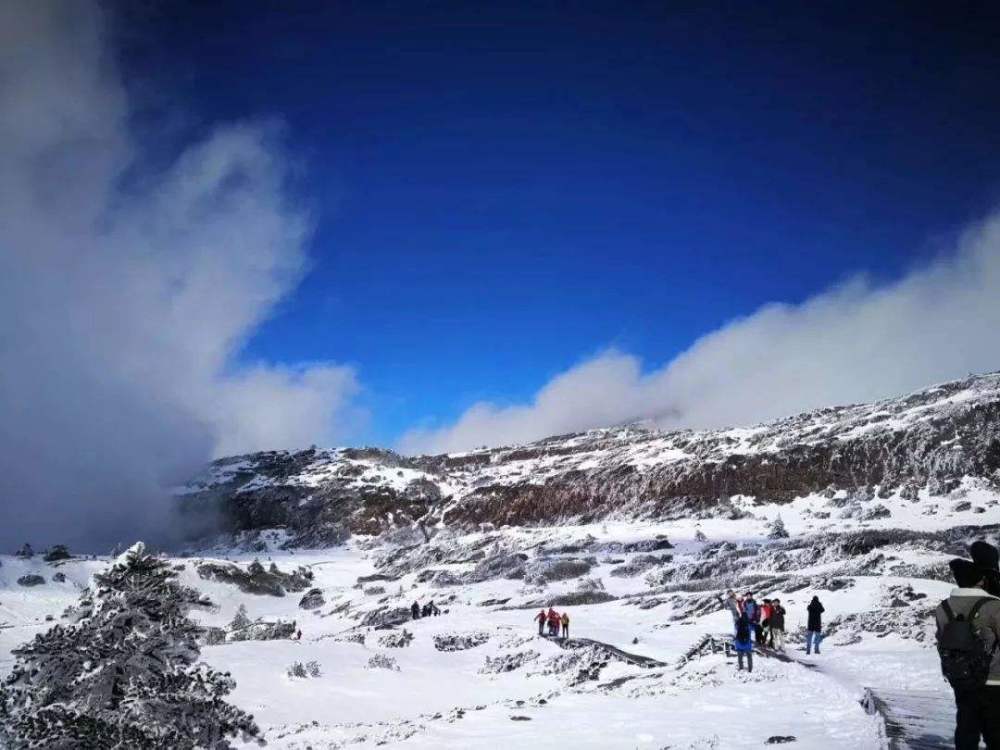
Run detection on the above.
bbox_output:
[534,609,547,636]
[759,599,773,646]
[547,608,560,637]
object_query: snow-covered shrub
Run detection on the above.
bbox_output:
[197,559,312,597]
[287,660,321,679]
[545,590,617,606]
[768,517,790,540]
[0,542,259,749]
[466,551,528,582]
[14,544,33,559]
[433,632,489,652]
[479,650,539,674]
[610,554,670,577]
[524,557,593,585]
[228,620,296,643]
[366,654,400,671]
[43,544,71,562]
[860,504,891,520]
[15,575,45,587]
[379,629,414,648]
[330,632,365,645]
[577,576,605,592]
[360,606,411,629]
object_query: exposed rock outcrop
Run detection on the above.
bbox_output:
[178,373,1000,544]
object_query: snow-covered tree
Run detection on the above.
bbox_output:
[0,543,259,749]
[230,603,252,631]
[768,515,790,539]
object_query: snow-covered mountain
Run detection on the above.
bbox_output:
[179,372,1000,547]
[4,374,1000,748]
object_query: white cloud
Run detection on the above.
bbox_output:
[0,1,360,548]
[400,212,1000,455]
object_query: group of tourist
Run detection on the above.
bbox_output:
[410,600,440,619]
[719,589,825,672]
[534,607,570,638]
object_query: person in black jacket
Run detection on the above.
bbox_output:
[806,596,824,654]
[936,551,1000,750]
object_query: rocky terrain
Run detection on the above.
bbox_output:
[178,373,1000,548]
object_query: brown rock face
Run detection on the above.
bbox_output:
[179,373,1000,545]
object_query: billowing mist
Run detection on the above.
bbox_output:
[400,213,1000,455]
[0,2,359,550]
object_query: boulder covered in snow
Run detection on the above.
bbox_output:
[299,588,325,610]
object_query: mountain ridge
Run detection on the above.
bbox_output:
[178,372,1000,546]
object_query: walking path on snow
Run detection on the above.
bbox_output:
[861,688,953,750]
[546,635,668,668]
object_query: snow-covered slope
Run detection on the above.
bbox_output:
[4,374,1000,748]
[1,509,986,748]
[179,372,1000,547]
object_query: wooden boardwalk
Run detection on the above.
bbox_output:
[548,636,668,668]
[862,688,956,749]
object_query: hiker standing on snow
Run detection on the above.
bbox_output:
[769,599,787,651]
[759,599,773,646]
[936,545,1000,749]
[806,596,824,654]
[534,609,547,636]
[411,601,421,620]
[547,608,560,637]
[561,611,570,639]
[733,611,754,673]
[742,592,759,640]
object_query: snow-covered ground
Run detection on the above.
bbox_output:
[2,496,978,749]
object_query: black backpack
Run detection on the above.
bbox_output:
[938,598,996,691]
[736,617,751,643]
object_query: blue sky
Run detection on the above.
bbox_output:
[118,1,1000,446]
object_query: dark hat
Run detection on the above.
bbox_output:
[950,558,984,588]
[970,541,1000,574]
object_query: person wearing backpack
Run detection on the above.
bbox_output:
[743,592,759,640]
[733,611,754,672]
[935,552,1000,749]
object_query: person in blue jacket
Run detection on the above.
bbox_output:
[733,612,754,672]
[742,592,759,640]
